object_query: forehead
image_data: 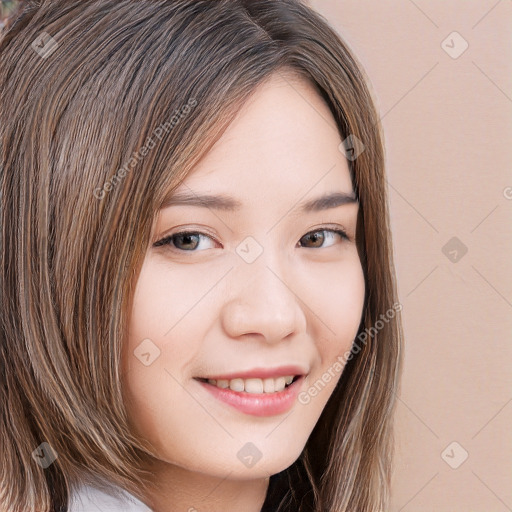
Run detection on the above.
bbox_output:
[169,73,353,205]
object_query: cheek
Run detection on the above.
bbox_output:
[306,255,365,357]
[121,258,206,445]
[124,254,219,366]
[295,256,365,409]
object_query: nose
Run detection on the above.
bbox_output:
[220,253,306,344]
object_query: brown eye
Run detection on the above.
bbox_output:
[298,229,348,249]
[172,232,200,250]
[154,231,217,252]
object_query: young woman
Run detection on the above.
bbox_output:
[0,1,403,511]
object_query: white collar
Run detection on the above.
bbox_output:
[68,483,153,511]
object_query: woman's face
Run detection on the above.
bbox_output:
[122,73,365,480]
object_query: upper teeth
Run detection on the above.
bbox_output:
[207,375,295,393]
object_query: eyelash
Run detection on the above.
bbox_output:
[153,226,350,252]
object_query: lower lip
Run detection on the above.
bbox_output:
[196,376,304,417]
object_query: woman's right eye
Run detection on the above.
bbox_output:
[153,231,218,252]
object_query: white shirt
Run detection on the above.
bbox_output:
[68,483,153,512]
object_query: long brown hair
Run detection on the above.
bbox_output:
[0,1,403,510]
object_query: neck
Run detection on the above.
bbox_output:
[142,460,270,512]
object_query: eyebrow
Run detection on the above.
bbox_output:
[161,190,358,213]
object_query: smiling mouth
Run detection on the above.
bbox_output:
[195,375,301,394]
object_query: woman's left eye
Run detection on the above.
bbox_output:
[297,228,349,249]
[153,227,349,252]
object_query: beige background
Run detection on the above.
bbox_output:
[308,1,512,510]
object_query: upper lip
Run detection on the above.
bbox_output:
[196,365,308,380]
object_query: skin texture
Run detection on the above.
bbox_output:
[121,72,366,512]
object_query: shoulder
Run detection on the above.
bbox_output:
[67,483,153,512]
